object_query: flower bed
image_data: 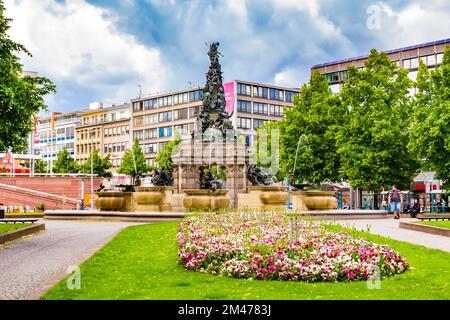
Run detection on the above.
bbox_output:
[177,213,408,282]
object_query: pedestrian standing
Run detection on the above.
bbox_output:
[441,198,446,213]
[389,185,401,219]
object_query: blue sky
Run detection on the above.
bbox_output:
[4,0,450,114]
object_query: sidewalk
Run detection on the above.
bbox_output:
[336,218,450,252]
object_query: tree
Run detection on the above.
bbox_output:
[279,72,345,187]
[336,49,418,192]
[155,135,182,174]
[409,47,450,188]
[0,1,56,152]
[117,138,151,183]
[80,148,112,178]
[52,147,79,174]
[33,159,47,174]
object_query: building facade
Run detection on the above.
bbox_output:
[32,111,81,170]
[311,38,450,94]
[75,103,131,171]
[131,80,299,166]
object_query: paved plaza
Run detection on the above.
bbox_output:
[0,220,139,300]
[0,218,449,300]
[336,218,450,253]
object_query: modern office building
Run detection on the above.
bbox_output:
[311,38,450,94]
[75,103,131,171]
[130,80,299,166]
[32,111,82,170]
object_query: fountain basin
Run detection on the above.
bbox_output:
[291,191,336,211]
[183,189,230,211]
[134,186,173,212]
[95,192,125,211]
[238,186,288,211]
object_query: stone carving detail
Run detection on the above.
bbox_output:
[247,164,274,186]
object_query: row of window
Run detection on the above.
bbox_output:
[134,107,200,127]
[237,100,284,116]
[236,117,268,130]
[141,142,171,154]
[39,127,76,140]
[324,53,445,84]
[39,135,75,144]
[103,125,130,138]
[133,90,204,112]
[237,83,298,102]
[103,142,130,154]
[133,123,192,141]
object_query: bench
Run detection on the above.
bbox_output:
[0,219,40,224]
[417,215,450,221]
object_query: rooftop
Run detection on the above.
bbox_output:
[312,38,450,69]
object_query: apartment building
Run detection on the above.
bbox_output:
[311,38,450,94]
[131,80,299,166]
[75,103,131,171]
[32,111,81,167]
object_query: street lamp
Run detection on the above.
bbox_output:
[90,128,95,209]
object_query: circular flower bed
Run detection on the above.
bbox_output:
[177,213,408,282]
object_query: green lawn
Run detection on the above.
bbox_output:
[0,223,32,235]
[418,220,450,229]
[42,221,450,300]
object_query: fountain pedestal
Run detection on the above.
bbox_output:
[183,189,230,211]
[133,187,173,212]
[95,191,135,211]
[238,186,288,211]
[291,191,336,211]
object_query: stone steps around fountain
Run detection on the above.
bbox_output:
[44,209,388,222]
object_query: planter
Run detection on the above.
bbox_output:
[291,191,336,211]
[95,192,125,211]
[134,187,173,212]
[238,186,288,211]
[183,189,230,211]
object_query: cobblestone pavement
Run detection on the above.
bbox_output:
[0,220,139,300]
[335,218,450,252]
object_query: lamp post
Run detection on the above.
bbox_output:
[90,128,95,209]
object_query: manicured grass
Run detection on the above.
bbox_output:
[418,220,450,229]
[0,223,32,235]
[42,221,450,300]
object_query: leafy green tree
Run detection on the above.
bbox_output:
[0,1,56,152]
[409,47,450,188]
[117,138,151,183]
[52,147,79,174]
[280,72,345,187]
[155,135,182,174]
[81,148,112,178]
[336,49,418,192]
[33,159,47,174]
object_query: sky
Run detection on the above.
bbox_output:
[3,0,450,114]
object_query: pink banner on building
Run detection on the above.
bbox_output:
[223,81,235,116]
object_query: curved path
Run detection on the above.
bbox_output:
[336,218,450,252]
[0,220,139,300]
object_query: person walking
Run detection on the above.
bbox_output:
[389,185,401,219]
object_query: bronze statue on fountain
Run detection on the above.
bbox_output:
[196,42,236,142]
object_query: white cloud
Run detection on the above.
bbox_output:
[370,1,450,49]
[4,0,169,109]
